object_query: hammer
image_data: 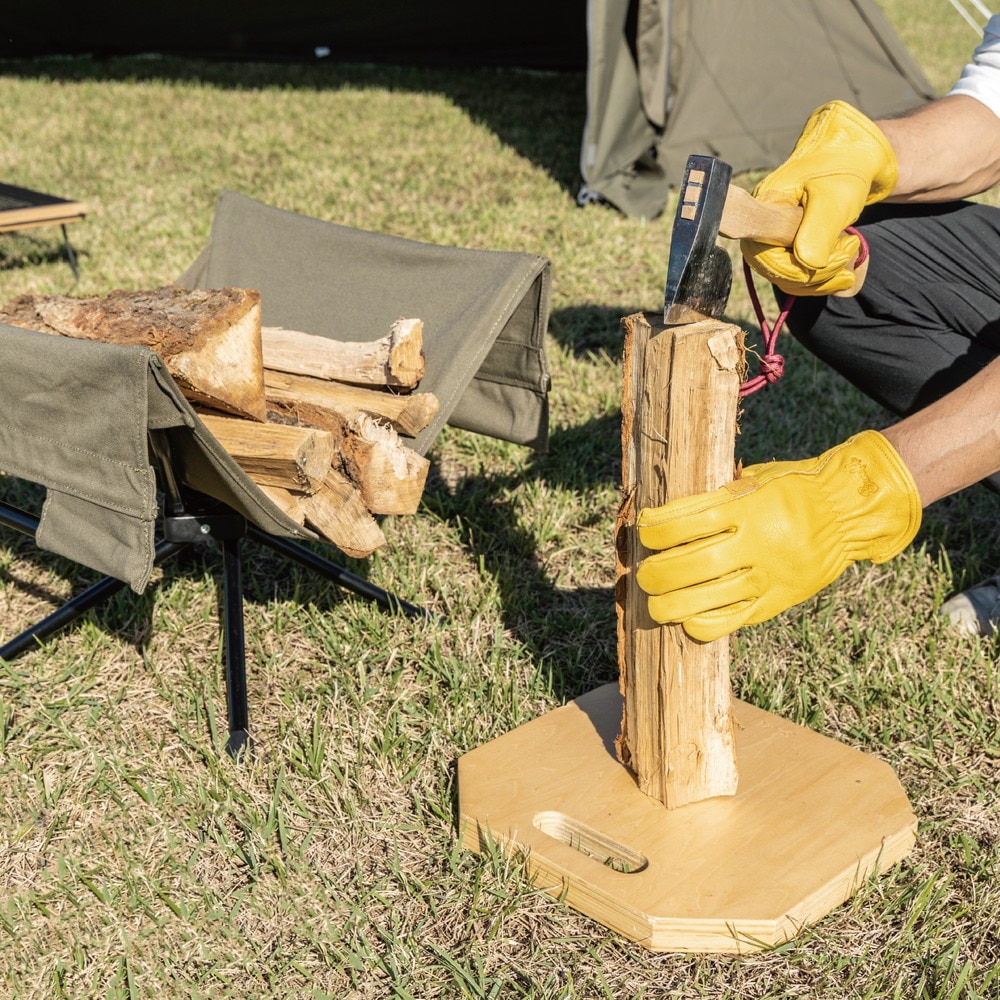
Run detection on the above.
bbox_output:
[663,154,867,324]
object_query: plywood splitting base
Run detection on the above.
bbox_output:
[457,684,916,954]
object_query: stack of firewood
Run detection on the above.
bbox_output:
[0,286,441,557]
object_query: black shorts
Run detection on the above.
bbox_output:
[786,199,1000,493]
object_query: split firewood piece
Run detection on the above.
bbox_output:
[0,286,266,421]
[302,468,387,558]
[261,317,425,390]
[264,368,440,437]
[256,484,307,526]
[341,414,430,516]
[198,411,335,494]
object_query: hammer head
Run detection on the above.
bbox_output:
[663,155,733,324]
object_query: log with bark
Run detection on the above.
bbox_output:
[0,286,266,421]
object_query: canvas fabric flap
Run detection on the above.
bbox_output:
[0,323,310,593]
[179,191,553,454]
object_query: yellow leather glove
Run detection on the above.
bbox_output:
[741,100,898,296]
[634,430,921,642]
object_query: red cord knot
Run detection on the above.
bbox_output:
[760,353,785,382]
[738,227,867,397]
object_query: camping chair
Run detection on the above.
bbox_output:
[0,183,87,280]
[0,190,552,755]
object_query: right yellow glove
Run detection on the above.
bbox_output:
[634,430,921,642]
[741,100,899,296]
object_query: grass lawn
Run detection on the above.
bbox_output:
[0,2,997,997]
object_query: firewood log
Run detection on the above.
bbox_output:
[0,286,266,421]
[256,484,307,525]
[302,469,387,557]
[339,414,430,516]
[197,412,334,494]
[261,317,424,390]
[263,407,430,517]
[264,368,440,437]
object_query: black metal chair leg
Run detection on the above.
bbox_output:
[61,223,80,281]
[221,535,250,758]
[1,492,436,755]
[0,539,189,661]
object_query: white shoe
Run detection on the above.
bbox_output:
[941,574,1000,636]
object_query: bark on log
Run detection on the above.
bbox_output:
[302,469,387,558]
[0,286,266,421]
[261,317,424,389]
[264,368,440,437]
[616,312,743,809]
[198,412,335,493]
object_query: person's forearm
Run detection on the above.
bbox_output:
[880,356,1000,506]
[878,95,1000,202]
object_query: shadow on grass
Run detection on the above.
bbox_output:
[0,233,84,276]
[547,304,633,359]
[420,411,623,704]
[0,55,588,203]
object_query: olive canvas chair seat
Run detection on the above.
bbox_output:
[0,190,552,754]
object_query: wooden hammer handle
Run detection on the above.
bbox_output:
[719,185,867,296]
[719,185,803,244]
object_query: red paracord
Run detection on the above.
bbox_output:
[738,226,869,397]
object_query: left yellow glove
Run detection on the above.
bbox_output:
[634,430,921,642]
[742,100,898,296]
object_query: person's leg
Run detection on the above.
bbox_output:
[785,199,1000,632]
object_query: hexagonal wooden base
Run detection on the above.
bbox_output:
[458,683,916,954]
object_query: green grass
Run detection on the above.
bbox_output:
[1,3,998,996]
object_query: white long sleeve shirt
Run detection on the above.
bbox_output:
[949,14,1000,116]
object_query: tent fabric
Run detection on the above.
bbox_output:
[0,192,552,591]
[178,191,552,454]
[580,0,938,221]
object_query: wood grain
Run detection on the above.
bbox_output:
[616,313,743,808]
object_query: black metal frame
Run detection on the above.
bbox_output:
[0,444,430,757]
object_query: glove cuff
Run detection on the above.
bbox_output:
[830,429,922,563]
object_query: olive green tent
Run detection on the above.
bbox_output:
[579,0,937,220]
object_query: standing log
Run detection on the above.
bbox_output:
[616,312,743,809]
[0,286,266,421]
[261,317,425,389]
